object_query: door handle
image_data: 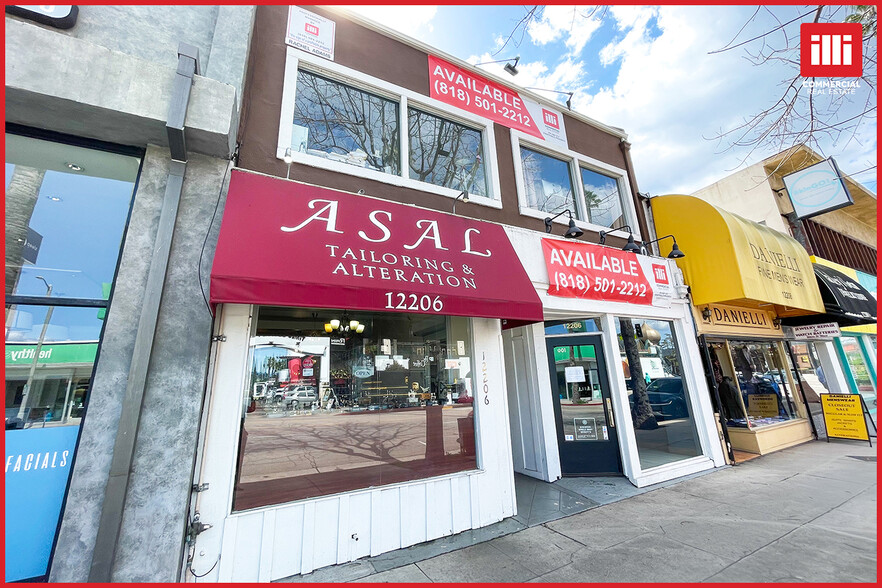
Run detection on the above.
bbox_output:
[606,398,615,428]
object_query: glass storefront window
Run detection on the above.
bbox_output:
[233,307,477,511]
[408,107,488,197]
[579,167,626,230]
[544,318,603,336]
[519,146,576,215]
[788,341,827,405]
[712,339,803,429]
[292,69,401,174]
[5,134,140,299]
[615,317,701,469]
[5,305,103,429]
[5,132,139,582]
[839,336,876,413]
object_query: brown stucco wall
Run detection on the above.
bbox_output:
[236,5,638,248]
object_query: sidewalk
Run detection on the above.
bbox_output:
[280,439,877,583]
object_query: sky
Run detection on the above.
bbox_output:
[343,5,877,196]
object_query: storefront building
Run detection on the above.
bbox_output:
[6,6,254,583]
[501,227,727,487]
[180,6,727,581]
[781,257,877,427]
[652,195,827,460]
[690,144,877,433]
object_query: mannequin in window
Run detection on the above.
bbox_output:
[718,376,743,423]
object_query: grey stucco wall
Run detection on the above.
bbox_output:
[4,5,250,583]
[49,148,230,582]
[6,5,253,99]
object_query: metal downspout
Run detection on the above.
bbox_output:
[88,43,199,583]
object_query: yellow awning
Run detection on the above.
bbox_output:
[652,195,824,317]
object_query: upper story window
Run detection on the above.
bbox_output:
[519,146,576,214]
[292,70,400,175]
[278,49,502,208]
[512,133,637,236]
[580,166,627,230]
[408,107,488,198]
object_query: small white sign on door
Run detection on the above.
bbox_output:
[565,366,586,383]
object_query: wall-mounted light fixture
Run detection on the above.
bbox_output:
[452,190,469,214]
[474,56,520,76]
[701,306,712,321]
[599,225,640,253]
[525,87,574,110]
[283,147,294,179]
[640,234,686,259]
[544,209,583,238]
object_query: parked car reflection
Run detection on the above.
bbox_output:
[628,377,689,421]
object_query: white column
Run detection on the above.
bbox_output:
[814,340,850,394]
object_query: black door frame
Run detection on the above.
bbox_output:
[545,334,623,475]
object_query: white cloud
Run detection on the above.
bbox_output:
[527,5,603,56]
[574,6,877,195]
[468,51,589,109]
[341,5,437,38]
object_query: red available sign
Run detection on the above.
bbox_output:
[542,238,656,305]
[428,56,543,140]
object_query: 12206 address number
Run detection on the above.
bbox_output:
[385,292,444,312]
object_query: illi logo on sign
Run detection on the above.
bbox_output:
[542,109,560,130]
[800,23,862,77]
[652,264,669,285]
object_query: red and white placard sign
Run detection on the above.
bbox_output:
[541,238,674,307]
[428,56,567,148]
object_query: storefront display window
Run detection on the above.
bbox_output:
[233,306,478,511]
[5,131,140,582]
[615,318,701,469]
[292,69,401,174]
[408,107,487,197]
[579,167,626,230]
[519,146,576,215]
[711,340,803,429]
[839,336,876,412]
[788,341,827,404]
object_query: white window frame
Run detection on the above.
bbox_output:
[510,129,640,239]
[278,46,502,210]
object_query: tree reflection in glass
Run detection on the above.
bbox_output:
[520,146,576,215]
[293,70,400,174]
[408,108,488,197]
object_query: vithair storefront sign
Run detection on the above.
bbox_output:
[5,342,97,365]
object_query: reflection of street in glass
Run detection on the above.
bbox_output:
[234,405,476,510]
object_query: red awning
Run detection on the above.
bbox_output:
[210,170,543,325]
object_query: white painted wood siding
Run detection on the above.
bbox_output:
[188,308,516,582]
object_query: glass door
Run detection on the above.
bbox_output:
[546,334,621,475]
